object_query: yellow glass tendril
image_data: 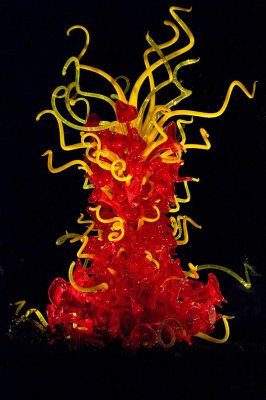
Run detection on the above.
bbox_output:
[68,261,108,292]
[196,260,258,289]
[195,316,235,344]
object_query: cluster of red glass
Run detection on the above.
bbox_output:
[46,102,225,349]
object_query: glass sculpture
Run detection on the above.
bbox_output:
[13,6,256,350]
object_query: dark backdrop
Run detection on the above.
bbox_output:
[0,1,265,399]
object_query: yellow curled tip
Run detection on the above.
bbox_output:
[36,109,54,122]
[183,262,199,279]
[251,80,258,97]
[36,112,42,121]
[170,6,192,13]
[62,56,78,76]
[68,261,108,293]
[66,25,90,61]
[89,205,98,212]
[186,216,202,229]
[66,25,86,36]
[194,315,234,344]
[13,300,26,315]
[145,250,160,269]
[41,150,50,157]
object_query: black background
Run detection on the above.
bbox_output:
[0,0,265,399]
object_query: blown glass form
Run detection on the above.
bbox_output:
[13,6,256,349]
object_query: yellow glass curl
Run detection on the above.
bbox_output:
[68,261,108,292]
[169,181,191,213]
[145,250,160,269]
[111,159,132,183]
[170,215,201,244]
[156,80,257,131]
[66,25,90,61]
[12,301,48,332]
[183,262,199,279]
[138,205,160,229]
[42,149,92,176]
[197,259,259,289]
[195,315,234,344]
[129,6,194,111]
[89,205,125,242]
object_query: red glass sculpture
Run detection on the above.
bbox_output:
[13,6,256,349]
